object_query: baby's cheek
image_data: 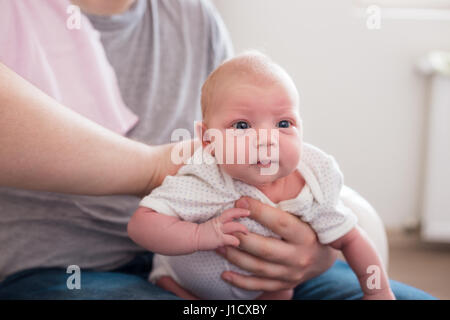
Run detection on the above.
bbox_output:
[219,163,249,183]
[279,136,302,170]
[215,133,239,164]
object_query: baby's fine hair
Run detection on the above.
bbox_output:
[200,50,298,120]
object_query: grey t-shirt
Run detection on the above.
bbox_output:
[0,0,233,281]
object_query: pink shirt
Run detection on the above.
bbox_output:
[0,0,138,135]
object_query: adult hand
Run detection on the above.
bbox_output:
[215,197,338,292]
[144,139,201,195]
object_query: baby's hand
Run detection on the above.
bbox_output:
[196,208,250,251]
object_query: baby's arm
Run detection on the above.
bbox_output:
[127,206,250,255]
[330,226,395,300]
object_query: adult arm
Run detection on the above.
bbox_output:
[0,63,193,196]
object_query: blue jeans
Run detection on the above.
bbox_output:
[0,253,436,300]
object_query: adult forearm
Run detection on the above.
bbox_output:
[0,63,158,196]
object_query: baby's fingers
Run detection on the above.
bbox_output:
[222,222,248,235]
[219,208,250,223]
[223,234,240,247]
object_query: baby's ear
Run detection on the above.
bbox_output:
[195,121,210,148]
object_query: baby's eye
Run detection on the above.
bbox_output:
[232,121,250,130]
[277,120,291,128]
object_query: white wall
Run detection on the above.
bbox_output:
[213,0,450,228]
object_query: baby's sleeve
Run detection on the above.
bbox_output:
[139,161,239,223]
[300,149,358,244]
[305,199,358,244]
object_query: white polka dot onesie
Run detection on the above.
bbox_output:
[139,142,357,299]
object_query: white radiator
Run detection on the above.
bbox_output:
[419,51,450,242]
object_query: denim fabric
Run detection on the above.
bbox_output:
[0,254,436,300]
[293,260,436,300]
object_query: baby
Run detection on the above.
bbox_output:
[127,51,395,300]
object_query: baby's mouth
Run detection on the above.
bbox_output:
[256,159,272,168]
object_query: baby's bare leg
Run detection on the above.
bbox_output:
[156,276,200,300]
[257,289,294,300]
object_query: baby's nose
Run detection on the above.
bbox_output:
[253,129,278,148]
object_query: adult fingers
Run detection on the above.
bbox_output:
[232,232,299,266]
[216,245,301,282]
[235,197,316,244]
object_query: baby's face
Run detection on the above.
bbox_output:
[202,77,302,187]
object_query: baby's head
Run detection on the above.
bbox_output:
[198,51,303,187]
